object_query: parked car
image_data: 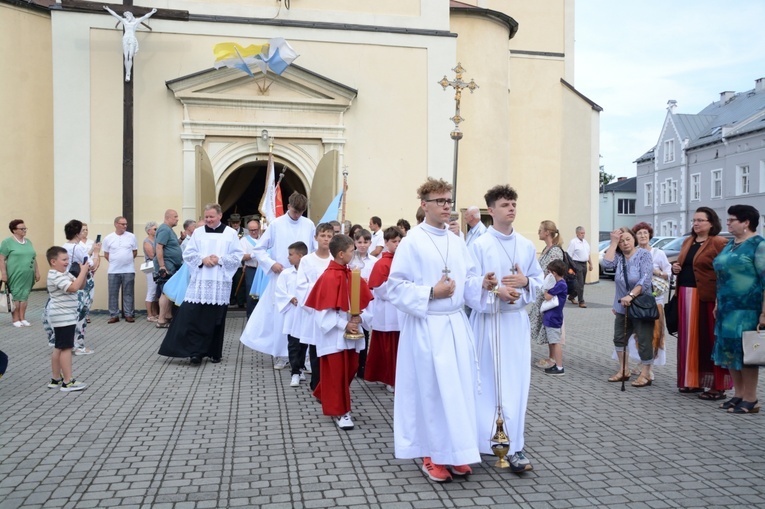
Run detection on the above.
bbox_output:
[598,240,614,278]
[661,232,733,264]
[650,236,676,249]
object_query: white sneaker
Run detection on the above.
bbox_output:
[74,348,94,356]
[290,374,300,387]
[12,321,23,328]
[509,451,533,473]
[335,412,354,430]
[273,357,289,370]
[386,385,395,393]
[299,371,306,381]
[60,379,87,392]
[21,320,31,326]
[303,357,312,373]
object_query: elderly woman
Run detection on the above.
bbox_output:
[530,220,566,369]
[143,221,159,322]
[601,227,655,387]
[671,207,731,399]
[633,222,672,377]
[0,219,40,327]
[713,205,765,414]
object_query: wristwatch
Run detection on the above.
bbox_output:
[429,287,435,300]
[628,292,635,298]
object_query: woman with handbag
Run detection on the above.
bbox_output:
[529,220,565,369]
[601,227,655,387]
[712,205,765,414]
[671,207,731,400]
[634,222,672,377]
[0,219,40,327]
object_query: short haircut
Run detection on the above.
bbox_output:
[164,209,177,220]
[288,241,308,256]
[615,226,637,255]
[354,228,372,241]
[370,216,382,227]
[466,206,481,219]
[114,216,126,225]
[316,222,335,236]
[415,207,425,224]
[575,226,585,233]
[64,219,84,241]
[384,226,403,242]
[329,220,341,229]
[288,192,308,213]
[694,206,722,236]
[204,203,222,214]
[329,234,354,257]
[349,224,363,239]
[8,219,24,233]
[417,178,452,200]
[728,204,760,232]
[183,219,196,230]
[46,246,67,263]
[396,219,411,232]
[547,259,567,278]
[632,222,653,239]
[145,221,158,233]
[484,185,518,207]
[247,219,261,228]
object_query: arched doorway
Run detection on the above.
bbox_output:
[218,161,307,223]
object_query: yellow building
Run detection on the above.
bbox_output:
[0,0,601,309]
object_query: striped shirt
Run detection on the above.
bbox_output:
[46,270,78,327]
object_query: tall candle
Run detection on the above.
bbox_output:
[350,268,361,315]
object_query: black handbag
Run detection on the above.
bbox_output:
[622,256,659,321]
[664,285,678,335]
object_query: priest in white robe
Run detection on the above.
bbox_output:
[240,192,316,364]
[158,203,243,364]
[468,185,543,473]
[387,178,496,483]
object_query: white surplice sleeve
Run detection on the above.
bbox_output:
[387,240,431,320]
[253,224,277,274]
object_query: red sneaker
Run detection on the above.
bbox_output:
[421,457,452,482]
[450,464,472,476]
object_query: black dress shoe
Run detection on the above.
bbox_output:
[190,356,201,365]
[209,357,221,364]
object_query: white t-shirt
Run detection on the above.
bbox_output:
[370,229,384,257]
[103,231,137,274]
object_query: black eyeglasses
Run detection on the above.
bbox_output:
[424,198,454,207]
[16,227,27,231]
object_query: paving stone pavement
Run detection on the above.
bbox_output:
[1,282,764,509]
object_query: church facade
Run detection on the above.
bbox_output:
[1,0,601,307]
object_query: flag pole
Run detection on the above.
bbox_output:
[340,166,349,234]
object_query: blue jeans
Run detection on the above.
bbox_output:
[108,273,135,318]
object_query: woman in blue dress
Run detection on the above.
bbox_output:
[713,205,765,414]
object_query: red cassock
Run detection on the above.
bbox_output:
[363,252,400,387]
[305,260,373,416]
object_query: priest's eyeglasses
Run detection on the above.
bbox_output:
[424,198,454,207]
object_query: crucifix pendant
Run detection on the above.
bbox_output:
[442,266,451,281]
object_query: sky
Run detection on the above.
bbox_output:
[574,0,765,179]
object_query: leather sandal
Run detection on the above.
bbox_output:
[698,391,726,401]
[720,397,742,410]
[729,400,760,414]
[631,376,652,387]
[608,373,630,382]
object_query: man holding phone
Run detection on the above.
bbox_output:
[103,216,138,323]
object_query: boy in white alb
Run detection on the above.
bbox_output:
[275,241,308,387]
[352,229,378,378]
[295,223,334,389]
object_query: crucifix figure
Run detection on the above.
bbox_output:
[442,266,451,281]
[438,63,479,212]
[103,6,157,81]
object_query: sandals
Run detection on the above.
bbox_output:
[698,391,726,401]
[720,397,742,410]
[631,376,652,388]
[156,322,170,329]
[728,400,760,414]
[608,373,630,383]
[678,387,703,393]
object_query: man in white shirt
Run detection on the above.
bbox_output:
[464,206,487,248]
[103,216,138,323]
[566,226,592,308]
[369,216,384,257]
[240,219,261,318]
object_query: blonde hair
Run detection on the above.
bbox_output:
[540,220,562,247]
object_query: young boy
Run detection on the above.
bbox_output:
[304,234,373,430]
[45,246,90,392]
[275,241,308,387]
[295,223,334,389]
[364,227,402,392]
[352,229,378,378]
[543,259,568,376]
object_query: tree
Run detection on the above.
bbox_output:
[599,165,615,190]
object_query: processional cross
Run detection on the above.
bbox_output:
[438,63,478,212]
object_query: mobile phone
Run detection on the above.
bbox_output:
[83,256,89,265]
[96,234,102,243]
